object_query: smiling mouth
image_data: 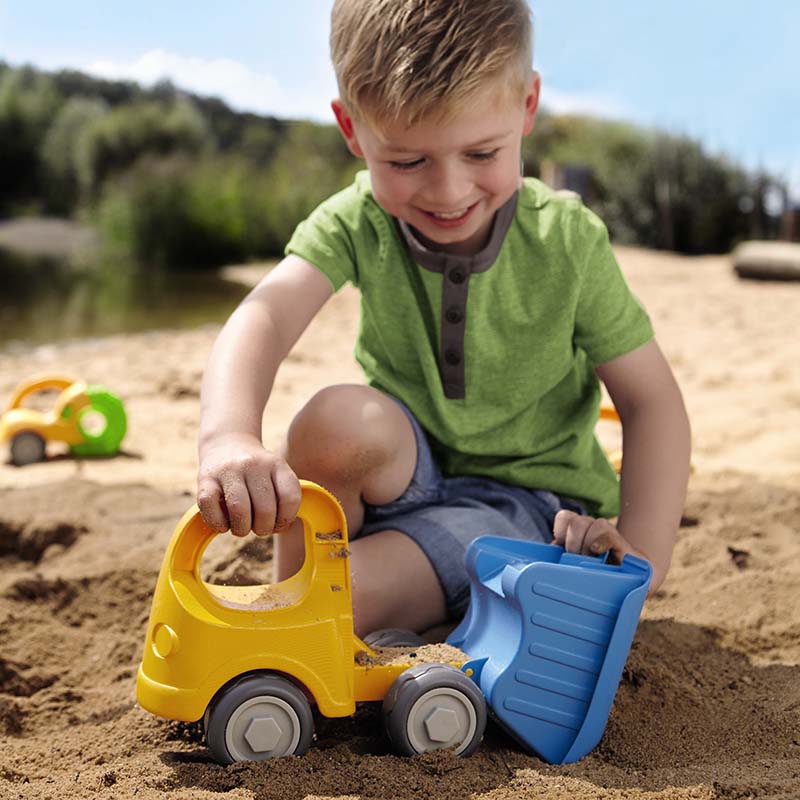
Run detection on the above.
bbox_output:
[431,208,470,220]
[422,201,479,225]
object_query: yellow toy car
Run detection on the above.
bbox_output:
[0,375,127,466]
[137,480,486,762]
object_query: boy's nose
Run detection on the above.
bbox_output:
[424,162,472,209]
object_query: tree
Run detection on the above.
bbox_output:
[0,68,61,212]
[76,97,213,197]
[41,97,109,213]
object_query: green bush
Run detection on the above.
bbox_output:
[41,96,109,212]
[77,97,213,197]
[94,121,359,269]
[97,156,244,268]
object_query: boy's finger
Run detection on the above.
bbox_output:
[588,531,613,554]
[554,512,593,554]
[567,517,593,554]
[271,465,302,532]
[585,520,624,560]
[197,478,230,532]
[552,509,579,543]
[220,479,253,537]
[246,471,277,537]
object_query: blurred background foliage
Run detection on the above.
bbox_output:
[0,61,788,274]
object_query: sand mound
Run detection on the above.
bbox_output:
[0,476,797,800]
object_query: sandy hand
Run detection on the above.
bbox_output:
[197,432,301,538]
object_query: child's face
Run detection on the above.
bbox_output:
[333,74,540,256]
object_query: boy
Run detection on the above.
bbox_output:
[197,0,691,639]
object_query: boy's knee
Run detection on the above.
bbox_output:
[284,384,394,482]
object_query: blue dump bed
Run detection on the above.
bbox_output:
[447,536,651,764]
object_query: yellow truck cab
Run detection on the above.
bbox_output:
[137,481,486,762]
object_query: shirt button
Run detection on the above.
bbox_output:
[444,348,462,366]
[445,306,463,324]
[448,267,466,284]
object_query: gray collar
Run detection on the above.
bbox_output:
[396,190,518,274]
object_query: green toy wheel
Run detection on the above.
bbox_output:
[67,386,127,457]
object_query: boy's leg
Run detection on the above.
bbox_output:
[273,384,447,635]
[348,529,447,638]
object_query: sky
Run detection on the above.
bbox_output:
[1,0,798,199]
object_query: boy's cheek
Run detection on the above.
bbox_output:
[370,173,412,216]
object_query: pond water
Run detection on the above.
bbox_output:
[0,265,256,351]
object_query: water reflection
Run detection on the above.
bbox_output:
[0,259,253,350]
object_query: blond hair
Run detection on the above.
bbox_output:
[330,0,533,129]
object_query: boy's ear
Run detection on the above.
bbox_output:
[522,72,541,137]
[331,99,364,158]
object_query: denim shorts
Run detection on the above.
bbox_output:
[360,401,585,618]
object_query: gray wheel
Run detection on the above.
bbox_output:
[204,673,314,763]
[383,663,486,757]
[10,431,46,466]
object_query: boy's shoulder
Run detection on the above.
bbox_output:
[286,171,390,289]
[301,170,391,239]
[518,177,609,245]
[519,176,589,214]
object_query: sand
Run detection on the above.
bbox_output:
[0,246,798,799]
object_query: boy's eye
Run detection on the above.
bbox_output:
[468,149,499,162]
[388,158,425,171]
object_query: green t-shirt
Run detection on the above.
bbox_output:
[286,171,653,516]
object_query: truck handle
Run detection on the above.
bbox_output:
[5,375,82,412]
[169,480,348,575]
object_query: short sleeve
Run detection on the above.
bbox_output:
[284,186,362,292]
[572,207,654,365]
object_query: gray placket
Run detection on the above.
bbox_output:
[396,191,518,400]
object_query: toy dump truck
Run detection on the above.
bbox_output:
[137,480,650,764]
[137,481,487,762]
[1,375,127,465]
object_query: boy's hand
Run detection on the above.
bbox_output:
[197,433,302,538]
[552,510,648,566]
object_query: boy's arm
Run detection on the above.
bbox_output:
[554,339,691,592]
[197,255,334,536]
